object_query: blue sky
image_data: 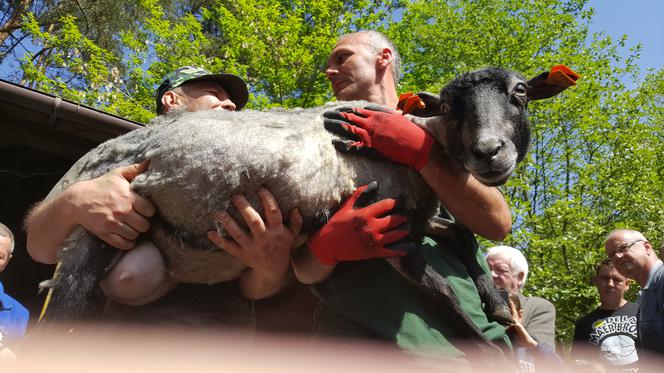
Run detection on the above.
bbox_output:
[588,0,663,75]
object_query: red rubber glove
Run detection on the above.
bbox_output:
[323,106,435,171]
[307,182,415,266]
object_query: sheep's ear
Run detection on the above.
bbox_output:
[527,65,580,101]
[406,92,443,117]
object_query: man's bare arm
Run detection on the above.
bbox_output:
[25,161,155,264]
[419,145,512,241]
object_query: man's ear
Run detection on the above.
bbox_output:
[516,271,525,287]
[377,47,393,68]
[527,64,581,101]
[161,90,181,112]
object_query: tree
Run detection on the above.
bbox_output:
[6,0,405,122]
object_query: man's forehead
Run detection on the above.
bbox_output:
[489,252,510,262]
[330,34,372,55]
[598,265,623,278]
[606,231,639,247]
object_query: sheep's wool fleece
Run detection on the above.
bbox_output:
[50,102,436,284]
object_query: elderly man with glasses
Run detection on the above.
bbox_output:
[605,229,664,354]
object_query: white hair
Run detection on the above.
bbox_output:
[0,223,14,255]
[487,245,529,289]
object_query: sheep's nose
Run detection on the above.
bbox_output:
[472,138,504,160]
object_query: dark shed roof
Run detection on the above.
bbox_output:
[0,78,143,318]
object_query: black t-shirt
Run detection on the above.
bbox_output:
[572,302,640,372]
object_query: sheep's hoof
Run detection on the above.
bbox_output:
[476,274,514,325]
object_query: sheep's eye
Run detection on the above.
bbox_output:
[514,83,527,97]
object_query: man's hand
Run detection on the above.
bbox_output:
[507,297,538,348]
[307,181,415,265]
[66,161,156,250]
[323,106,435,171]
[207,188,303,299]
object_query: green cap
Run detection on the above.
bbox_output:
[155,66,249,113]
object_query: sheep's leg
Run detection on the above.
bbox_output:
[385,254,506,359]
[41,226,117,322]
[424,217,514,325]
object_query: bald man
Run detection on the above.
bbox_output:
[605,229,664,354]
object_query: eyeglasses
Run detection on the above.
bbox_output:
[609,239,645,258]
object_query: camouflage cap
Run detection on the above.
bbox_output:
[155,66,249,113]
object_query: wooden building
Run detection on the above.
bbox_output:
[0,78,142,318]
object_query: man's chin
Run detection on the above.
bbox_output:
[335,87,361,101]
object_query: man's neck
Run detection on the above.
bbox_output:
[361,82,398,109]
[638,258,663,287]
[599,298,627,311]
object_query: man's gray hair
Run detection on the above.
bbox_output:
[0,222,14,254]
[340,30,402,85]
[487,245,529,289]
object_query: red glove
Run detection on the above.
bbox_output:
[323,106,435,171]
[307,182,415,265]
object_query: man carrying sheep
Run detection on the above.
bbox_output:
[25,67,318,331]
[311,30,513,359]
[217,30,513,362]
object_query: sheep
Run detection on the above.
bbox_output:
[40,66,577,354]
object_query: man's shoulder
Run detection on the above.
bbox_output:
[0,291,29,317]
[575,307,604,326]
[523,294,555,310]
[653,262,664,281]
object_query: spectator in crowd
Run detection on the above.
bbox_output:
[487,245,557,350]
[572,258,639,371]
[507,292,564,372]
[605,229,664,354]
[25,67,317,332]
[0,223,29,347]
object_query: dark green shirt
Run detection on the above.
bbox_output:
[313,236,510,358]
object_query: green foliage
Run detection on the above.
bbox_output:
[391,0,663,345]
[9,0,405,121]
[3,0,663,349]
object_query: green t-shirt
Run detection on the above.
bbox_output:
[312,236,510,358]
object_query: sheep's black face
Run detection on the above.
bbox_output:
[441,68,531,186]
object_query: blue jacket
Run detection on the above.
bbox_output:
[638,260,664,353]
[0,281,29,346]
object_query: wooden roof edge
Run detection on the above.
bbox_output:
[0,79,144,141]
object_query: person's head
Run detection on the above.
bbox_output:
[592,258,629,309]
[0,223,14,273]
[486,245,529,292]
[325,31,401,106]
[155,66,249,114]
[605,229,658,285]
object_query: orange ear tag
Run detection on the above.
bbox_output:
[397,92,426,115]
[545,64,581,87]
